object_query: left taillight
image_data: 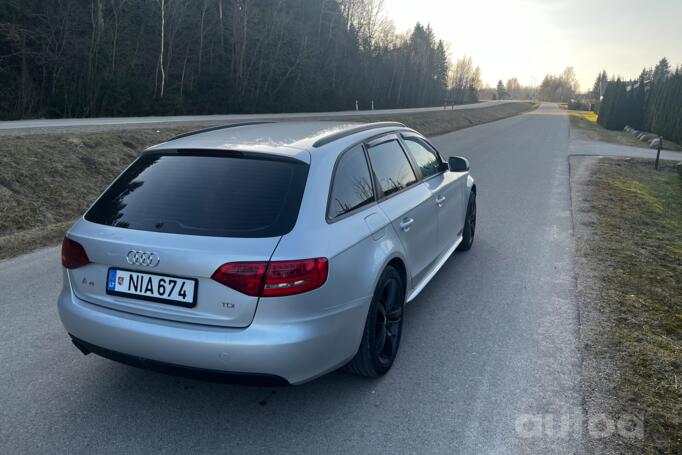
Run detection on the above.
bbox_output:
[61,237,90,269]
[211,262,268,297]
[211,258,328,297]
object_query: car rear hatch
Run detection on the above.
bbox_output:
[65,149,308,328]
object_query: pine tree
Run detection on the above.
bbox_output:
[652,57,670,83]
[434,41,449,101]
[610,80,628,130]
[599,79,632,130]
[666,69,682,142]
[629,70,647,129]
[496,80,507,100]
[598,80,615,128]
[592,70,608,99]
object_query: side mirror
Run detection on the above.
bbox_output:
[448,156,470,172]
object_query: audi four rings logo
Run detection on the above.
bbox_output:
[126,250,160,267]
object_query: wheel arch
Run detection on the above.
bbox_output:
[467,174,476,195]
[386,256,408,298]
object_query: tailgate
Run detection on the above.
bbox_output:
[67,220,279,328]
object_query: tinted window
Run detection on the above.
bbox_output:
[328,145,374,219]
[404,137,442,179]
[85,152,308,238]
[367,139,417,197]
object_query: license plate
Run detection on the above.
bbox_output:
[106,268,197,307]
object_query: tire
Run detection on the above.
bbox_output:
[344,266,405,377]
[457,191,476,252]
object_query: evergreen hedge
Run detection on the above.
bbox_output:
[597,65,682,144]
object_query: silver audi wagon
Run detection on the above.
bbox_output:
[58,121,476,385]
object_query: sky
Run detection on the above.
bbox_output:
[383,0,682,91]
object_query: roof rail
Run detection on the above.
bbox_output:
[167,121,275,142]
[312,122,406,148]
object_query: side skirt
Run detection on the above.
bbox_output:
[406,235,463,303]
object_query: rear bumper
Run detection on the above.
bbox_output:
[58,288,370,385]
[70,335,290,386]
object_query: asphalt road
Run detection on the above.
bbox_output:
[1,104,680,454]
[0,100,514,133]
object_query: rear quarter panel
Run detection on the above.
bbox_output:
[261,141,409,346]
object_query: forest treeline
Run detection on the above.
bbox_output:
[487,68,578,102]
[596,58,682,144]
[0,0,453,120]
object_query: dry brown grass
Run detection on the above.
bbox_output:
[574,157,682,454]
[322,101,537,137]
[0,102,535,260]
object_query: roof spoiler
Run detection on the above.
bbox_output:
[166,121,275,142]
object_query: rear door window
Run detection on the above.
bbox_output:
[366,139,417,197]
[328,145,374,220]
[403,137,443,179]
[85,151,308,238]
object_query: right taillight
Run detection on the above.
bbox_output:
[61,237,90,269]
[261,258,328,297]
[211,258,328,297]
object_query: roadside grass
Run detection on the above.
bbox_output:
[577,158,682,453]
[566,108,682,151]
[0,102,535,260]
[322,101,538,137]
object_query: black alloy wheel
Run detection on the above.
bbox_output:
[458,191,476,251]
[344,266,404,377]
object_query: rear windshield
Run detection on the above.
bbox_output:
[85,151,308,238]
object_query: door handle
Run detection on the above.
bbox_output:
[435,195,446,207]
[399,217,414,232]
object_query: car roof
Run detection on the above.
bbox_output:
[145,121,407,161]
